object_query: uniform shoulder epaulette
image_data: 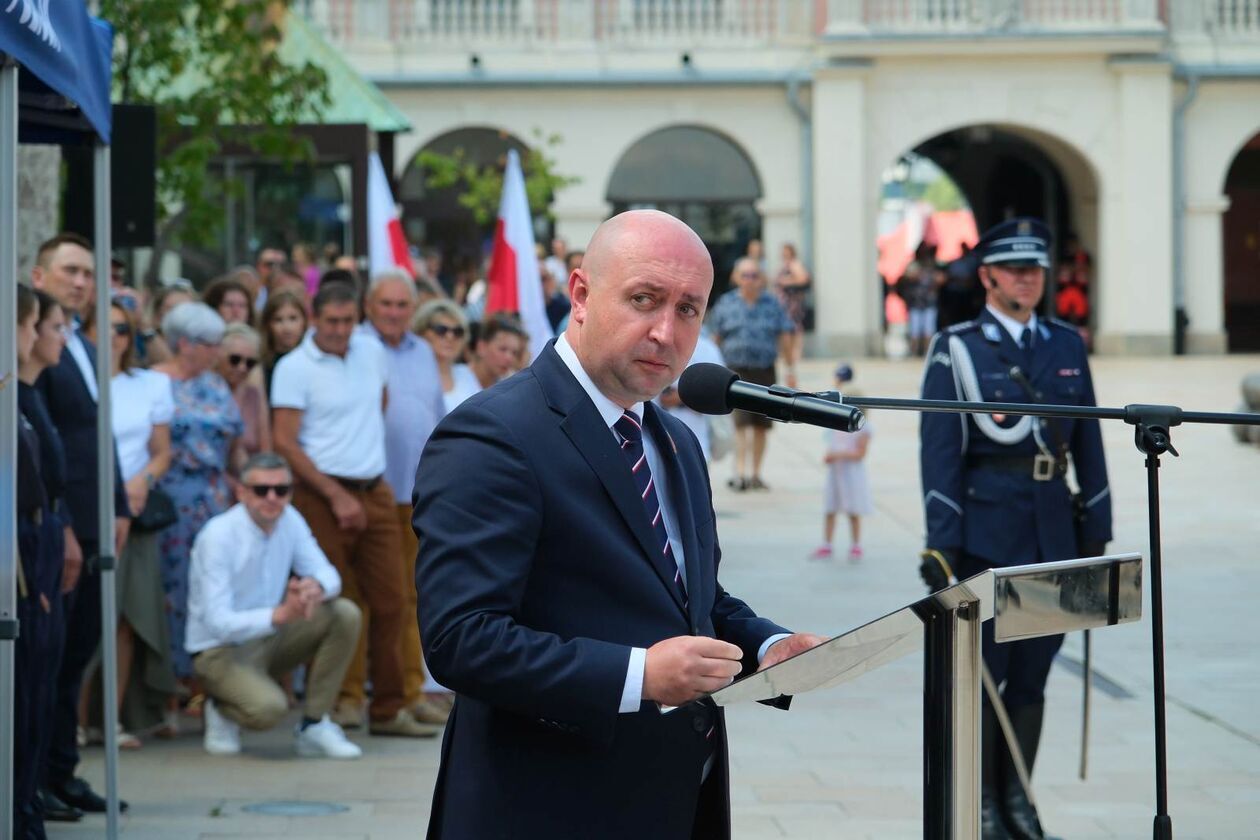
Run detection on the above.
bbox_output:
[1046,317,1079,332]
[944,319,979,335]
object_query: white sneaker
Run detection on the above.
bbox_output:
[295,716,362,760]
[203,698,241,755]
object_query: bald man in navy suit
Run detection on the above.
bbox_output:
[414,211,824,839]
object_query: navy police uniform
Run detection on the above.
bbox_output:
[919,218,1112,840]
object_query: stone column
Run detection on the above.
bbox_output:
[1096,58,1174,355]
[1182,195,1230,354]
[810,62,871,357]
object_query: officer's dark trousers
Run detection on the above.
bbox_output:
[15,517,65,839]
[959,554,1064,712]
[45,536,99,789]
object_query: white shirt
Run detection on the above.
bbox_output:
[185,504,342,653]
[66,324,98,402]
[986,304,1042,345]
[443,364,483,415]
[554,335,787,713]
[111,369,175,481]
[270,331,389,479]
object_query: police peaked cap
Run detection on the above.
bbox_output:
[975,217,1051,269]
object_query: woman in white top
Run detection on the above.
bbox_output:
[83,298,176,747]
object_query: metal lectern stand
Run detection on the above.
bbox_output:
[702,553,1143,839]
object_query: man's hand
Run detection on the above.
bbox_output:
[642,636,743,707]
[62,528,84,593]
[295,576,324,619]
[758,633,827,671]
[272,579,309,626]
[329,488,367,532]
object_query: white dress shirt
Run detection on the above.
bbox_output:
[986,304,1042,345]
[185,503,342,653]
[66,324,98,402]
[554,336,787,713]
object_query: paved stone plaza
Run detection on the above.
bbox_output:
[52,354,1260,839]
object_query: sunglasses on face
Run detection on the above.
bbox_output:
[111,323,130,337]
[227,354,259,371]
[429,324,466,339]
[739,271,760,279]
[247,483,291,498]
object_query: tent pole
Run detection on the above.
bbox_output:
[93,139,121,840]
[0,55,20,840]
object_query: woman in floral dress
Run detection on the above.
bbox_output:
[150,303,244,709]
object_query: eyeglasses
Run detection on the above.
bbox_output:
[739,271,760,279]
[429,324,466,339]
[247,483,291,498]
[227,354,259,371]
[111,323,131,337]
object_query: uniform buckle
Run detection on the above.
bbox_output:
[1033,454,1056,482]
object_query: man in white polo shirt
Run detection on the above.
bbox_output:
[271,281,434,738]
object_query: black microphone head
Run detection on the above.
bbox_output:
[678,363,739,415]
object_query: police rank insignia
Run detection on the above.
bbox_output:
[981,323,1002,343]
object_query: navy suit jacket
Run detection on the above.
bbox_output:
[34,334,130,545]
[413,343,789,840]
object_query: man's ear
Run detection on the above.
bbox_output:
[31,263,44,289]
[569,269,590,325]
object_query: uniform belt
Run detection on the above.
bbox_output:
[967,453,1067,482]
[330,475,382,493]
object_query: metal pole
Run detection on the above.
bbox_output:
[93,140,121,839]
[1146,452,1173,840]
[919,599,982,839]
[0,55,21,840]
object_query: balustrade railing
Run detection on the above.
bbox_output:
[299,1,1260,50]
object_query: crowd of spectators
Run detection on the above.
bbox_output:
[11,227,809,834]
[11,233,543,835]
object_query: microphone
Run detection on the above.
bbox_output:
[678,363,865,433]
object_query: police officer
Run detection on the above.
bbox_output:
[918,219,1111,840]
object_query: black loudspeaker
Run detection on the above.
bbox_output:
[63,103,157,248]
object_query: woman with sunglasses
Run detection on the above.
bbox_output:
[81,298,178,749]
[217,323,271,462]
[260,290,309,395]
[150,302,245,732]
[414,299,475,414]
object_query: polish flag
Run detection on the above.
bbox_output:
[485,149,553,360]
[367,151,413,278]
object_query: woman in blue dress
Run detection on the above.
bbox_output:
[150,303,243,725]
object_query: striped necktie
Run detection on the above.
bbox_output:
[614,410,687,607]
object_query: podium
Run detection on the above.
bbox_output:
[703,553,1143,839]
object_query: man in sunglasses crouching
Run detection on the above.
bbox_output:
[185,452,364,759]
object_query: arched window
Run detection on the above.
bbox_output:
[607,125,762,297]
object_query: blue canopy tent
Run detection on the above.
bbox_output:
[1,4,122,837]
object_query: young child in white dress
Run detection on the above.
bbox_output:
[811,364,874,562]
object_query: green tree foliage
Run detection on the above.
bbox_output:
[920,174,968,212]
[416,131,580,226]
[101,0,330,276]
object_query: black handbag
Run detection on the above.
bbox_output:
[132,487,178,533]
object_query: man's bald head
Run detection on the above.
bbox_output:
[579,210,712,291]
[566,210,712,408]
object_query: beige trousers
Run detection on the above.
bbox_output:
[193,598,361,730]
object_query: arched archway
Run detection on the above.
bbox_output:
[606,124,762,298]
[1222,131,1260,351]
[398,126,532,290]
[876,123,1101,353]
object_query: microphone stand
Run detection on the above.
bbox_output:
[818,391,1260,840]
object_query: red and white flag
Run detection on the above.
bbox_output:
[485,149,552,360]
[367,151,413,278]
